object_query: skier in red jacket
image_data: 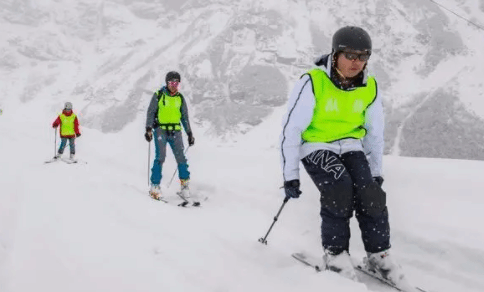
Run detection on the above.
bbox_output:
[52,102,81,161]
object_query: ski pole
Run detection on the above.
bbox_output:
[148,141,151,186]
[167,146,190,188]
[258,197,290,245]
[54,128,57,157]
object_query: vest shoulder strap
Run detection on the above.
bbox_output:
[156,90,164,101]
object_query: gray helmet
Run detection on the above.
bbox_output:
[332,26,372,53]
[64,102,73,110]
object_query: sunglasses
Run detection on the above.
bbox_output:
[343,51,370,62]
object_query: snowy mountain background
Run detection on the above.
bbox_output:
[2,0,484,159]
[2,1,484,292]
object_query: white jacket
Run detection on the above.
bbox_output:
[280,54,384,181]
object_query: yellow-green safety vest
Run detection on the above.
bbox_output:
[59,113,76,136]
[302,68,377,143]
[157,91,182,130]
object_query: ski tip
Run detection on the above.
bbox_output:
[292,252,306,259]
[178,201,189,207]
[176,201,201,208]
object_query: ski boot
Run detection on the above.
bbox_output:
[365,250,412,290]
[178,179,200,207]
[323,250,357,281]
[149,184,162,200]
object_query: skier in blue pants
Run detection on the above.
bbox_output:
[149,127,191,188]
[145,71,197,205]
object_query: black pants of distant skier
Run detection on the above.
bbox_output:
[58,137,75,155]
[302,150,390,255]
[150,128,189,185]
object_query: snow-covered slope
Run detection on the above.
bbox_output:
[1,98,484,292]
[2,0,484,159]
[1,2,484,290]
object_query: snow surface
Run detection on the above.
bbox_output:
[1,97,484,292]
[2,1,484,291]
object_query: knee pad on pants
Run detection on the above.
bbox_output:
[320,179,354,218]
[358,183,386,217]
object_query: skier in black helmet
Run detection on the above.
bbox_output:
[145,71,198,206]
[280,26,411,289]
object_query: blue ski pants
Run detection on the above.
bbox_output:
[58,137,75,155]
[150,128,190,185]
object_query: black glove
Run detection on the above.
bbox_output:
[76,133,81,138]
[284,179,302,199]
[187,132,195,146]
[145,127,153,142]
[373,176,384,187]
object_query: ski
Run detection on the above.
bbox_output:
[150,194,199,207]
[45,158,86,164]
[175,191,205,208]
[140,185,207,207]
[61,158,76,164]
[150,194,168,203]
[292,252,428,292]
[355,260,428,292]
[44,158,60,164]
[60,158,87,164]
[292,252,322,272]
[148,191,190,205]
[177,200,201,208]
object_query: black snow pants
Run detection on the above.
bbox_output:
[302,150,390,255]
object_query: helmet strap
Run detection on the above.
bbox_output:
[332,51,365,84]
[334,66,347,81]
[332,52,348,81]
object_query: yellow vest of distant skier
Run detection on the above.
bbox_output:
[59,113,76,136]
[157,91,182,130]
[302,68,377,143]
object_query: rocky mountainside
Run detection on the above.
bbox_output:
[2,0,484,159]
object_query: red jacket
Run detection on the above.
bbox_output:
[52,110,81,138]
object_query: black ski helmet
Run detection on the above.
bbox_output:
[165,71,181,83]
[332,26,372,54]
